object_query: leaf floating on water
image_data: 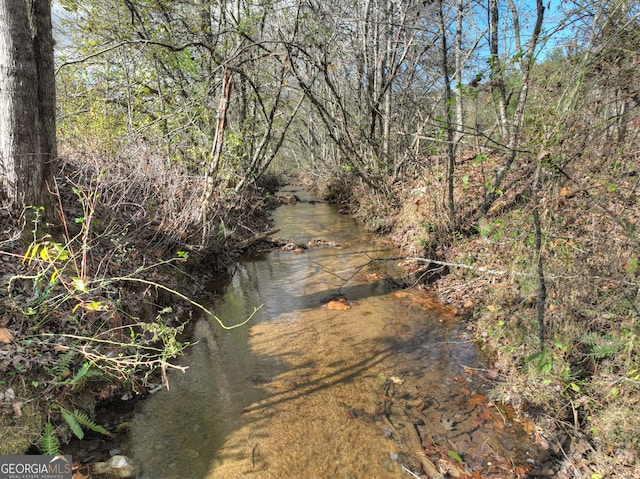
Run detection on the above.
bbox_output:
[389,376,404,384]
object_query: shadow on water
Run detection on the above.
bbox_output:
[128,193,548,478]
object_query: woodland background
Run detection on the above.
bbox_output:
[0,0,638,477]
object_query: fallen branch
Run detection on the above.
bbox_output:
[405,256,519,277]
[237,227,281,249]
[332,252,630,288]
[337,255,524,279]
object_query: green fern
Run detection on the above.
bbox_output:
[60,362,104,390]
[72,409,110,436]
[61,408,85,439]
[51,349,75,380]
[40,422,60,455]
[61,407,111,439]
[582,333,618,359]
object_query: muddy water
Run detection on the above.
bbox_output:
[129,190,542,478]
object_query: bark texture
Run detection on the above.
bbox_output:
[0,0,55,213]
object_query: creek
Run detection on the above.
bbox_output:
[126,187,542,478]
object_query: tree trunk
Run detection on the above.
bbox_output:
[32,0,57,180]
[200,68,232,229]
[454,0,464,148]
[0,0,55,216]
[438,0,455,222]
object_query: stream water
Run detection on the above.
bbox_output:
[127,188,543,478]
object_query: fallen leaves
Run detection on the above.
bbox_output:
[392,288,458,318]
[0,327,13,344]
[362,272,384,281]
[467,393,487,407]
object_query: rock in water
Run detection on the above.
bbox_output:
[92,455,141,478]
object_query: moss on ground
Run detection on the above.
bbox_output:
[0,381,43,454]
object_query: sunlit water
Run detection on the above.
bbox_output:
[128,190,541,478]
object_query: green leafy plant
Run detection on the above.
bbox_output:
[58,362,104,390]
[525,349,554,375]
[58,407,110,440]
[448,450,463,463]
[582,333,618,359]
[40,422,60,455]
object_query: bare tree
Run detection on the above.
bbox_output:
[479,0,545,217]
[283,0,439,190]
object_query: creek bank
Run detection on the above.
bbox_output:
[319,155,640,478]
[0,177,286,466]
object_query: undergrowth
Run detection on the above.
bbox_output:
[1,151,270,454]
[319,141,640,476]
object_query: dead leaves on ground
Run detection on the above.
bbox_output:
[0,327,14,344]
[417,437,533,479]
[398,374,538,479]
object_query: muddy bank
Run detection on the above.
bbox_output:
[0,170,283,467]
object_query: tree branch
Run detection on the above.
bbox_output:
[55,39,213,75]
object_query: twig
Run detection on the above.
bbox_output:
[401,465,423,478]
[55,39,216,75]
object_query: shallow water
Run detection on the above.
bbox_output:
[129,190,541,478]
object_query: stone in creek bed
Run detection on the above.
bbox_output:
[92,455,141,479]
